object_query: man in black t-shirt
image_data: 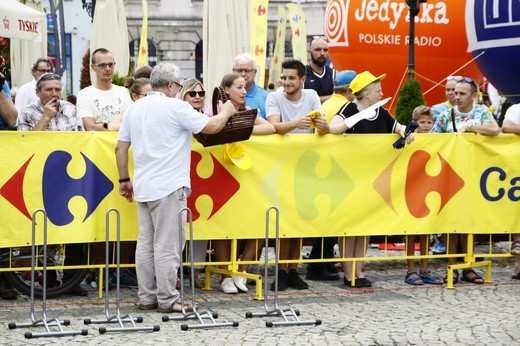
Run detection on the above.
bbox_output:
[304,37,335,103]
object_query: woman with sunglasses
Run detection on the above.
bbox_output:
[178,78,206,112]
[203,73,275,294]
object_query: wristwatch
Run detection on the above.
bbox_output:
[103,121,108,129]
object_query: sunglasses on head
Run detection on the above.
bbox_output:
[447,76,477,91]
[186,90,205,97]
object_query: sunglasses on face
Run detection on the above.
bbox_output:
[186,90,205,97]
[93,62,116,69]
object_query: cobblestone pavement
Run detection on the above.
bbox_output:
[1,253,519,345]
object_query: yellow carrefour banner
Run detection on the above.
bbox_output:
[250,0,269,87]
[1,132,519,247]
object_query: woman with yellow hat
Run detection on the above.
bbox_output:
[318,70,412,288]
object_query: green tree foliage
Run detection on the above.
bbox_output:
[395,78,426,124]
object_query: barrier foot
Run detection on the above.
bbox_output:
[245,207,322,328]
[163,207,239,330]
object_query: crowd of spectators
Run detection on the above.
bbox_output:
[1,38,519,305]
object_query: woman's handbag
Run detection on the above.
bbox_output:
[194,86,257,147]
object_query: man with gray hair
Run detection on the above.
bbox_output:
[115,62,236,313]
[232,53,269,118]
[15,57,53,114]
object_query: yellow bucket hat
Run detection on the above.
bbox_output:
[349,71,386,94]
[222,142,252,170]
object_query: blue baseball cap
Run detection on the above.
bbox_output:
[334,70,357,87]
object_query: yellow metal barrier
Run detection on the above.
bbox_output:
[1,132,519,298]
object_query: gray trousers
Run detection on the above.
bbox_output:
[135,187,187,309]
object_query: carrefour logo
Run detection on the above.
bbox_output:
[0,150,113,226]
[189,150,354,222]
[374,150,465,218]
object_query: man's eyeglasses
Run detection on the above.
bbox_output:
[172,81,183,91]
[36,73,61,88]
[186,90,205,97]
[37,68,52,73]
[233,68,255,74]
[93,62,116,69]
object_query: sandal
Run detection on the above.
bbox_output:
[511,240,520,255]
[419,270,443,285]
[512,272,520,280]
[443,269,459,285]
[404,271,424,286]
[461,269,484,284]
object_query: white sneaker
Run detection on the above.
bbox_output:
[233,273,249,293]
[220,278,238,294]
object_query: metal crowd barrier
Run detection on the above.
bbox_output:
[8,209,88,339]
[162,207,239,330]
[245,206,321,327]
[83,208,159,334]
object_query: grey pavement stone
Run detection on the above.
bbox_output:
[1,261,519,345]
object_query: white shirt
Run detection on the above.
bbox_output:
[504,104,520,125]
[265,89,322,134]
[76,84,132,123]
[15,79,38,115]
[118,92,209,202]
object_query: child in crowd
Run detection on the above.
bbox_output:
[404,106,443,285]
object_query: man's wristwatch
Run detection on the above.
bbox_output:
[118,177,130,183]
[103,121,108,129]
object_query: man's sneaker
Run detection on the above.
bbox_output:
[110,269,138,289]
[270,270,290,291]
[288,269,309,290]
[233,273,248,293]
[136,301,158,310]
[431,241,446,254]
[220,277,238,294]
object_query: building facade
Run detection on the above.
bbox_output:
[43,0,327,94]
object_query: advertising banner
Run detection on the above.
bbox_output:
[1,132,519,247]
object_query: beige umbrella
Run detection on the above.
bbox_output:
[203,0,250,93]
[5,0,47,88]
[89,0,129,85]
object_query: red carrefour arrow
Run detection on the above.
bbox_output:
[188,152,240,221]
[0,155,34,221]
